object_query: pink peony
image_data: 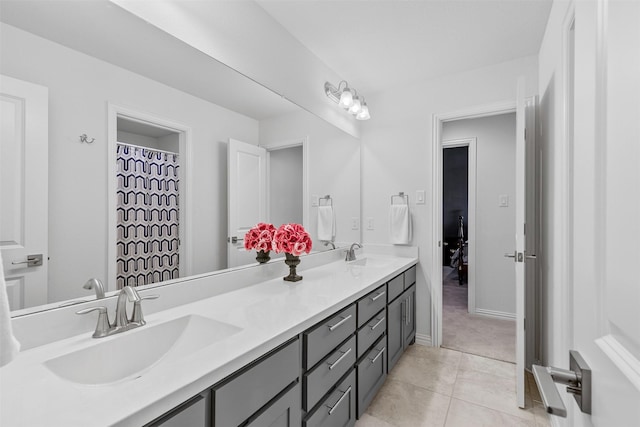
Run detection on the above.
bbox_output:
[244,222,276,251]
[273,223,313,256]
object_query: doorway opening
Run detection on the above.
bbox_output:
[440,114,516,363]
[107,104,192,292]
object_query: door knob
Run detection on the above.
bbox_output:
[11,254,43,267]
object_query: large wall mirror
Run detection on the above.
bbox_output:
[0,0,361,316]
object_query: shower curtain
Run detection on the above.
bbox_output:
[116,144,179,288]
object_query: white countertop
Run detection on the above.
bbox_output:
[0,252,417,426]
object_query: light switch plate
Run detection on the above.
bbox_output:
[499,194,509,207]
[416,190,426,204]
[367,217,375,230]
[311,195,319,207]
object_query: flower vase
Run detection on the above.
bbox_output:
[256,249,271,264]
[283,253,303,282]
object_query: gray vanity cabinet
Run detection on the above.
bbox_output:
[356,335,387,418]
[147,392,210,427]
[304,369,357,427]
[213,338,300,426]
[386,265,417,372]
[245,382,301,427]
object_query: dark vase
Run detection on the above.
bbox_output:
[256,249,271,264]
[283,253,303,282]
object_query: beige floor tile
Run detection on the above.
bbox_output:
[532,402,552,427]
[452,369,535,421]
[404,345,463,367]
[458,352,516,380]
[445,398,536,427]
[387,350,460,396]
[355,413,396,427]
[366,379,451,427]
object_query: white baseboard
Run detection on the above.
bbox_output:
[475,308,516,320]
[415,333,432,346]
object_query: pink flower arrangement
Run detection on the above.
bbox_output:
[244,222,276,252]
[273,223,313,256]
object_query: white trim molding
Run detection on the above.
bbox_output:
[475,308,516,321]
[415,333,432,347]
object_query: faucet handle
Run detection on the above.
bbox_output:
[76,306,111,338]
[130,295,159,326]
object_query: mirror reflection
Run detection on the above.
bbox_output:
[0,0,361,315]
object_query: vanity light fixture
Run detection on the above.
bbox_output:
[324,80,370,120]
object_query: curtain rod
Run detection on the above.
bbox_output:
[116,141,178,156]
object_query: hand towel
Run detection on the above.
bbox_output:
[317,205,336,242]
[389,204,412,245]
[0,253,20,367]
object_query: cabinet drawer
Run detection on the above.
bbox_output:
[246,382,301,427]
[304,369,356,427]
[405,265,416,287]
[304,335,356,411]
[387,274,404,302]
[304,304,356,370]
[357,285,387,328]
[214,339,299,427]
[356,309,386,359]
[357,335,387,418]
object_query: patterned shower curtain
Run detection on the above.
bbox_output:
[116,144,179,288]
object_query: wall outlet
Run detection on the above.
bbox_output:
[351,217,360,230]
[499,194,509,207]
[416,190,426,204]
[366,217,375,230]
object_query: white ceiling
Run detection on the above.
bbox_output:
[257,0,553,96]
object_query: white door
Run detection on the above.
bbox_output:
[0,75,48,311]
[570,0,640,424]
[513,76,527,408]
[227,138,267,268]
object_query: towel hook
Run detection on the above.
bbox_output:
[80,134,96,144]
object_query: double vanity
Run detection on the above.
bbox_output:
[1,246,418,426]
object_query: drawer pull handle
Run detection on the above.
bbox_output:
[370,316,385,330]
[370,346,386,364]
[328,314,352,331]
[370,291,386,301]
[328,347,352,370]
[327,386,352,415]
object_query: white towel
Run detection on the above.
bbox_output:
[389,205,412,245]
[317,206,336,242]
[0,253,20,367]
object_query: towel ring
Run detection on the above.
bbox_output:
[319,195,333,207]
[391,192,409,205]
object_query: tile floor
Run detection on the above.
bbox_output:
[355,345,552,427]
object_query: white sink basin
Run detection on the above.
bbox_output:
[44,315,242,385]
[347,256,392,268]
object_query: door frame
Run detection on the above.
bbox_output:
[441,138,477,313]
[264,137,309,230]
[431,100,516,348]
[107,103,193,292]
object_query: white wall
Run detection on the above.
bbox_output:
[269,146,303,226]
[113,0,360,138]
[260,109,361,247]
[442,113,517,316]
[361,56,538,341]
[1,23,259,302]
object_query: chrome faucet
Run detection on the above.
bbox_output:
[83,278,105,299]
[114,286,141,329]
[324,241,336,250]
[76,286,157,338]
[345,242,362,261]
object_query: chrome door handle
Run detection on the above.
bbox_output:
[11,254,43,267]
[227,236,244,244]
[504,252,516,258]
[328,314,352,331]
[532,350,591,418]
[328,347,352,370]
[525,253,537,259]
[326,386,351,415]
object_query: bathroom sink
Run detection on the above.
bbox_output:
[346,256,392,268]
[44,315,242,385]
